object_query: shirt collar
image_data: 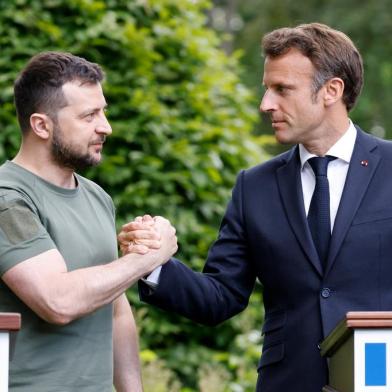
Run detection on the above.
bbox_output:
[299,120,357,169]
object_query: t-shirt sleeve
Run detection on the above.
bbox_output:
[0,193,56,275]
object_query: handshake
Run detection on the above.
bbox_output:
[117,215,178,271]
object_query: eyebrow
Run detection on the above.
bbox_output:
[79,104,108,117]
[262,81,296,90]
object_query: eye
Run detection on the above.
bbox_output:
[84,113,95,122]
[276,85,286,93]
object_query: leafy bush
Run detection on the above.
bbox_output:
[0,0,266,390]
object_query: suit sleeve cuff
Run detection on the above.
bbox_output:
[140,265,162,289]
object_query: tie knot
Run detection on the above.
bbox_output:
[308,156,336,177]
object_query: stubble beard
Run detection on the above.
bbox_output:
[51,123,102,172]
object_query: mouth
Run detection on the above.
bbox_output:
[90,136,106,146]
[89,142,104,153]
[271,120,286,128]
[89,138,105,147]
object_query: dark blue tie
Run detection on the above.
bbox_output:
[307,156,336,270]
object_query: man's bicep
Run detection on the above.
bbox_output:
[0,194,65,321]
[2,249,68,321]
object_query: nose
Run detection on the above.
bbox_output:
[96,112,112,136]
[260,89,277,113]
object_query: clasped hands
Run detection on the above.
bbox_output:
[118,215,178,261]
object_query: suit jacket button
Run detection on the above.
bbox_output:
[321,288,331,298]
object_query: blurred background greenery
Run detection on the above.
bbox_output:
[0,0,391,391]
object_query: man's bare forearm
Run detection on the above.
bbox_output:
[113,295,143,392]
[2,217,177,325]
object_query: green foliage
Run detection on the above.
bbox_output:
[0,0,265,390]
[141,356,182,392]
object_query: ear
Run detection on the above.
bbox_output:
[323,77,345,107]
[29,113,53,140]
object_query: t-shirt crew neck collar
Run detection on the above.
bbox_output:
[5,160,80,197]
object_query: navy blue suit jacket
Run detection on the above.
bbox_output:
[140,127,392,391]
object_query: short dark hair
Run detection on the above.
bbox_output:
[262,23,364,111]
[14,51,104,133]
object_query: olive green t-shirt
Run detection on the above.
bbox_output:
[0,161,118,392]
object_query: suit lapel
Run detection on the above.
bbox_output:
[325,128,380,275]
[277,147,323,276]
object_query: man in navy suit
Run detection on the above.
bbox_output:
[119,23,390,391]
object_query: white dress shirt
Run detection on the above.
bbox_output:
[147,121,358,285]
[299,120,357,231]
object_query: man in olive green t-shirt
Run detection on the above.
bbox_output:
[0,52,177,392]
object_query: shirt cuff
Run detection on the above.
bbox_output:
[141,266,162,289]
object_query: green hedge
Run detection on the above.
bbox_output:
[0,0,267,390]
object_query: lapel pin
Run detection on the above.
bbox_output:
[360,160,369,167]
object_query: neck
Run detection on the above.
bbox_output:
[303,114,350,156]
[13,145,76,189]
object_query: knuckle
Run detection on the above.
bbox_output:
[119,233,127,240]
